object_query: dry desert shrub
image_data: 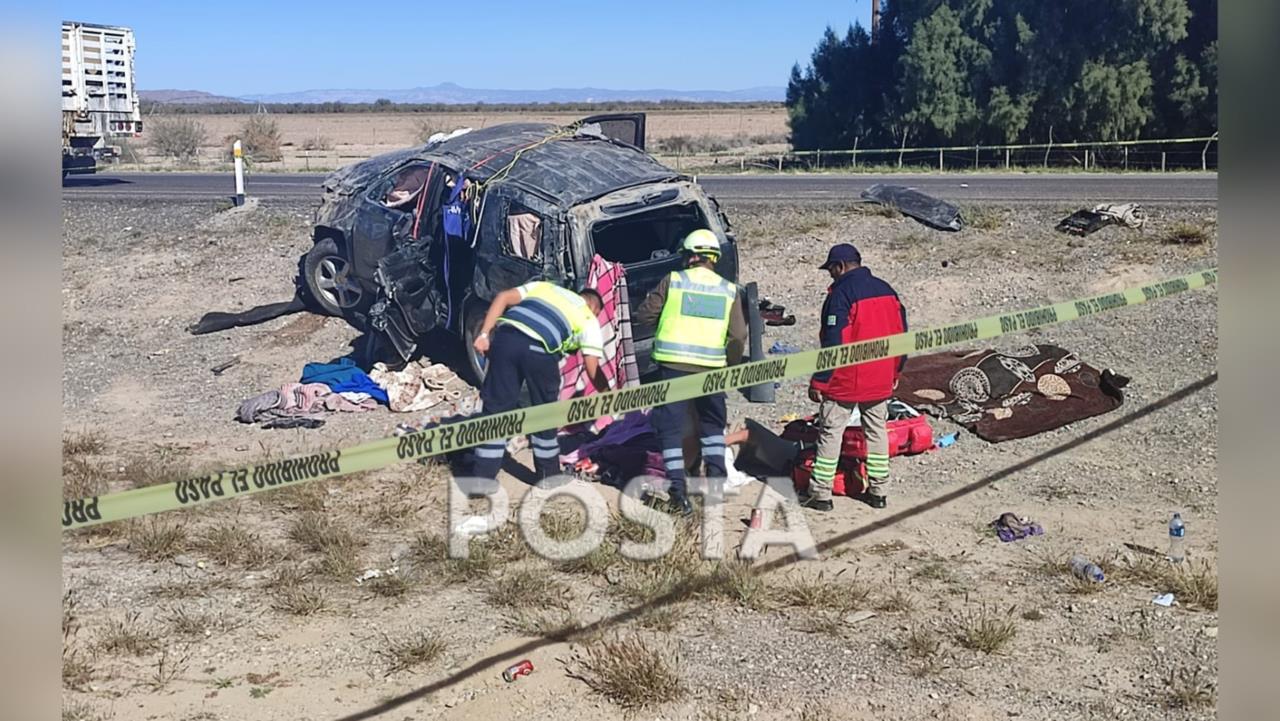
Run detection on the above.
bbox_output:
[576,634,685,709]
[376,631,446,676]
[148,116,207,161]
[954,604,1017,654]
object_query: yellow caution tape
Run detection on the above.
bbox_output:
[62,267,1218,531]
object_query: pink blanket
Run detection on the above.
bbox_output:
[558,255,640,434]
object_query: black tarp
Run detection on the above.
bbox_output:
[861,184,963,232]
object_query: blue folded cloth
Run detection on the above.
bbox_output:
[300,357,389,405]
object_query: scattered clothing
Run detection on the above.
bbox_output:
[861,184,962,231]
[301,357,390,405]
[896,344,1129,442]
[368,359,462,413]
[991,512,1044,542]
[236,382,377,427]
[558,255,642,435]
[1056,203,1148,236]
[188,295,308,336]
[260,416,325,430]
[769,341,802,354]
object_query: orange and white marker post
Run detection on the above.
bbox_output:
[232,140,245,206]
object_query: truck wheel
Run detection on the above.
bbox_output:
[462,298,489,386]
[302,237,363,317]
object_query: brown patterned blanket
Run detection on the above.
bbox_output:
[896,344,1128,442]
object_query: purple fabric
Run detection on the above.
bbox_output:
[995,522,1043,543]
[566,411,654,463]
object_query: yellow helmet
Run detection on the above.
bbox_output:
[681,229,721,257]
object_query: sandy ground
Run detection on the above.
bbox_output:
[120,109,789,172]
[62,193,1217,721]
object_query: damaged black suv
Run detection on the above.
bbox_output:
[299,113,759,382]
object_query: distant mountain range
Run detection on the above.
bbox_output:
[141,82,785,105]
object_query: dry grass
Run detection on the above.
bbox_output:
[62,592,95,690]
[1118,557,1218,611]
[576,635,685,710]
[164,606,215,638]
[771,570,868,612]
[875,589,916,613]
[904,624,942,659]
[149,646,190,690]
[268,482,329,512]
[193,523,278,569]
[288,511,361,580]
[911,559,954,583]
[127,519,188,562]
[1161,222,1211,245]
[62,701,110,721]
[853,201,902,219]
[63,431,105,457]
[954,604,1017,654]
[150,576,233,600]
[509,608,584,638]
[963,205,1007,231]
[270,568,327,616]
[376,631,447,676]
[1165,663,1216,709]
[697,559,772,610]
[98,611,160,656]
[119,447,190,489]
[486,568,571,610]
[367,573,414,599]
[62,456,108,503]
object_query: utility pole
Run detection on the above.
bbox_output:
[871,0,881,43]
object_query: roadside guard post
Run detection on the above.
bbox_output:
[232,140,245,206]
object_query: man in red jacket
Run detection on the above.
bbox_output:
[801,243,907,511]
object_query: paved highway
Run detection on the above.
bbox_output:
[63,171,1217,204]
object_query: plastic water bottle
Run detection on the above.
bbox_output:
[1069,554,1105,583]
[1168,512,1186,563]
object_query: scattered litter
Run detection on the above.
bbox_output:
[260,416,325,430]
[454,517,490,535]
[779,413,800,423]
[1055,202,1148,236]
[1152,593,1175,607]
[1069,555,1105,582]
[502,659,534,682]
[1202,626,1218,638]
[991,512,1043,543]
[355,567,398,585]
[959,183,969,188]
[768,341,802,355]
[211,357,241,375]
[844,610,877,625]
[748,507,765,529]
[228,276,246,283]
[861,183,963,231]
[1124,542,1162,557]
[934,432,958,449]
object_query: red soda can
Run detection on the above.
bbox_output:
[749,508,765,530]
[502,659,534,682]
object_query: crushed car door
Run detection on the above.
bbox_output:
[367,165,453,360]
[578,113,646,150]
[471,184,563,301]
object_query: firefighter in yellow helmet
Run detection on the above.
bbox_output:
[635,229,748,515]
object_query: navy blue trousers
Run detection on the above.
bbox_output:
[650,365,727,499]
[472,326,562,479]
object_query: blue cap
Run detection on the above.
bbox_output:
[819,243,862,270]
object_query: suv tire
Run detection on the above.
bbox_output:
[461,297,489,386]
[302,237,365,318]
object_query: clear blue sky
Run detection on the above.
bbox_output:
[60,1,872,95]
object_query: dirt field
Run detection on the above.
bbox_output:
[125,109,790,171]
[61,194,1218,721]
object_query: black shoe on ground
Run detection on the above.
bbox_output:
[797,492,834,512]
[857,492,887,509]
[667,494,695,517]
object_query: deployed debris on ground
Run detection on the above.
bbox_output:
[861,183,963,231]
[1055,202,1148,236]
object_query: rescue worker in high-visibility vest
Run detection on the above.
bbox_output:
[636,229,748,516]
[471,281,610,480]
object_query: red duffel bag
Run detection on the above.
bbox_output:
[780,413,934,459]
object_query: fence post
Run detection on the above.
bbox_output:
[777,154,783,172]
[852,137,859,169]
[1161,151,1167,172]
[974,145,979,169]
[1124,146,1129,171]
[1005,147,1010,169]
[816,149,822,170]
[938,148,943,171]
[1084,149,1089,171]
[740,155,745,171]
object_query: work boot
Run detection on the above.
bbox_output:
[666,493,695,517]
[857,491,887,509]
[797,492,834,512]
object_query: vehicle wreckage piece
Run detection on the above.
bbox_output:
[861,184,963,231]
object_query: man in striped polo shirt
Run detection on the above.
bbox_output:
[471,281,610,480]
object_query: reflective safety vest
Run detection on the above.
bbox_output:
[652,266,737,368]
[497,281,597,356]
